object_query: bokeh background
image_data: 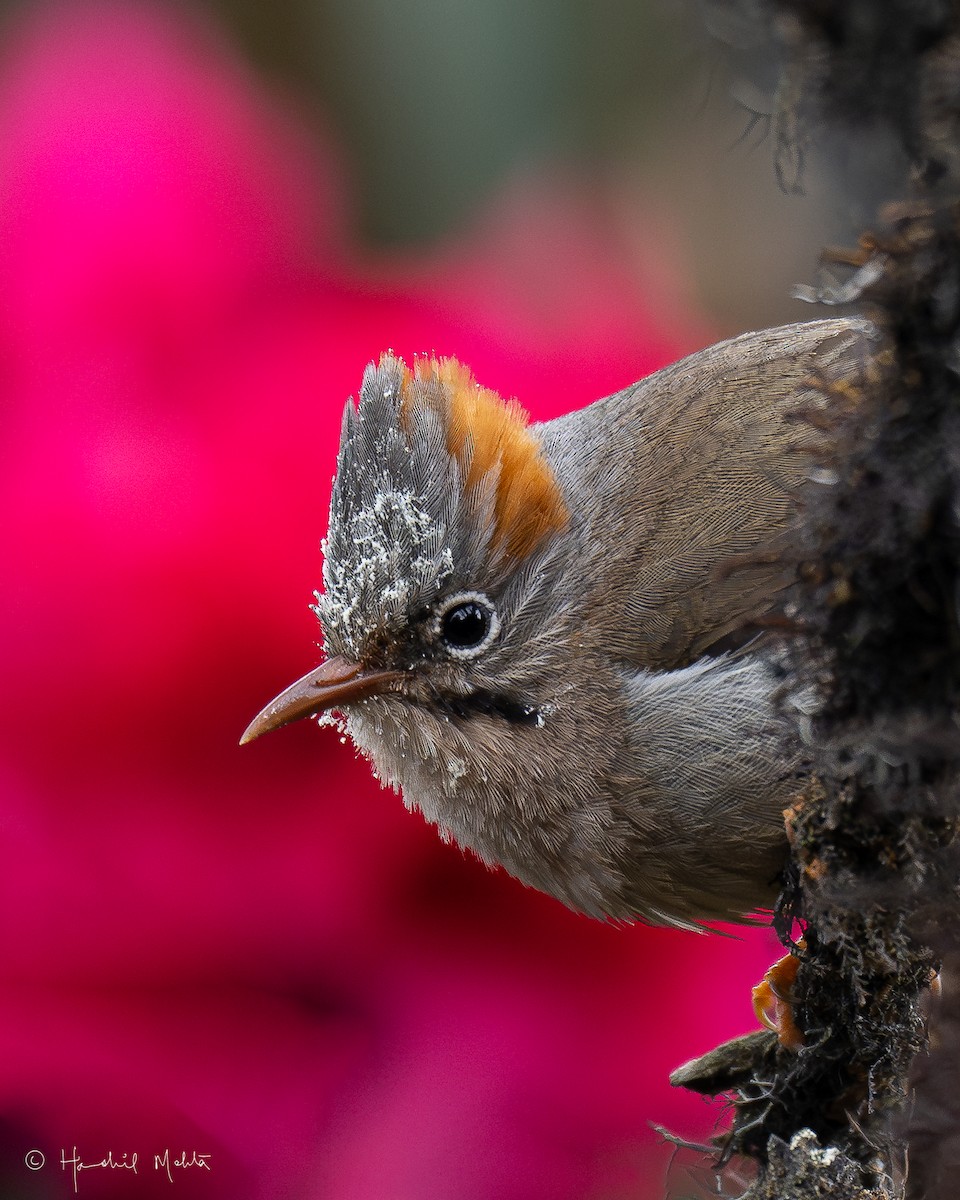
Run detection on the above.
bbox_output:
[0,1,852,1197]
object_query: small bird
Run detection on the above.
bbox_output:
[242,319,869,929]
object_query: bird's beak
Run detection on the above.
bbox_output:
[240,655,404,746]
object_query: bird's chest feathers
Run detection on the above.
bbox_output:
[343,697,563,865]
[341,689,675,920]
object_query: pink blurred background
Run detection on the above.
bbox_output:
[0,2,800,1197]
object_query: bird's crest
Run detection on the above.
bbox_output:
[391,355,569,562]
[317,354,569,659]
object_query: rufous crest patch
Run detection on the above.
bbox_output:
[389,355,569,561]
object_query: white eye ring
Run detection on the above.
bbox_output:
[433,591,500,659]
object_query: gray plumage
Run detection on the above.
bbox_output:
[259,318,874,928]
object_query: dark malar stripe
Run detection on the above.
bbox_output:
[441,689,541,727]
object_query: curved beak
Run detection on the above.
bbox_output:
[240,655,404,746]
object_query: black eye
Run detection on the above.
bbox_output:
[436,592,500,658]
[442,602,488,648]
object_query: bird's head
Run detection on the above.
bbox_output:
[241,354,577,792]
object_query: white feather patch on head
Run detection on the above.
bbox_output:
[313,488,453,659]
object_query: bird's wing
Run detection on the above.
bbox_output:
[538,317,874,670]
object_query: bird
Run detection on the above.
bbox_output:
[241,318,871,930]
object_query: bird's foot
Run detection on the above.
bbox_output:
[752,950,804,1050]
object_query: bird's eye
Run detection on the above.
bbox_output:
[436,592,500,658]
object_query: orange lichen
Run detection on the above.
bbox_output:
[391,355,569,561]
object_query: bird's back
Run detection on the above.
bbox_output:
[536,317,872,670]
